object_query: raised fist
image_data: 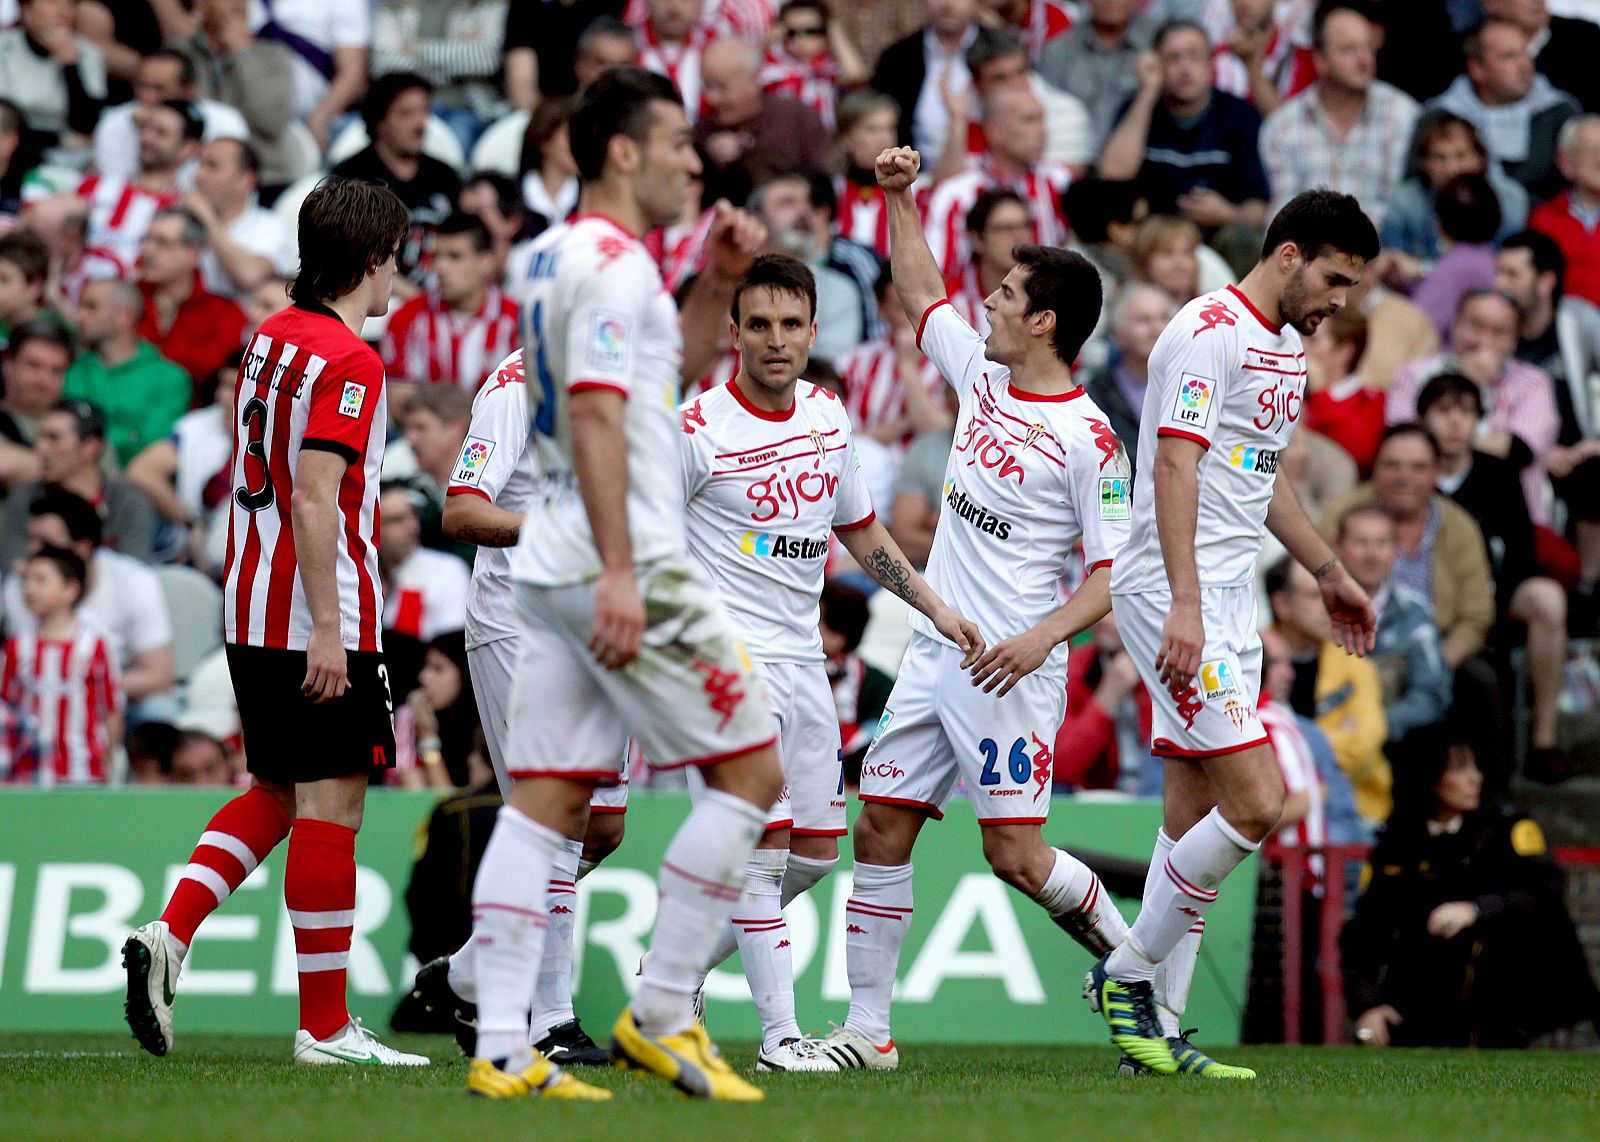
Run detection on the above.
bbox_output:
[874,147,922,193]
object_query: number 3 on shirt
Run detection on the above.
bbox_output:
[235,396,274,512]
[978,737,1029,785]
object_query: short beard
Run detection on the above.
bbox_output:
[1279,267,1325,336]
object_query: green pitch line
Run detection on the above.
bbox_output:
[3,1035,1599,1142]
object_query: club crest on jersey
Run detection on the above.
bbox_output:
[1025,421,1047,450]
[1192,299,1237,337]
[1199,658,1243,703]
[338,382,366,418]
[588,311,629,371]
[1171,373,1215,429]
[1098,477,1131,521]
[452,436,495,486]
[1224,699,1249,732]
[809,428,829,462]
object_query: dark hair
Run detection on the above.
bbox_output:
[780,0,831,26]
[144,47,197,90]
[1387,722,1480,825]
[731,253,818,323]
[1412,108,1485,166]
[1434,172,1500,245]
[1416,371,1484,418]
[153,205,207,249]
[820,579,871,652]
[28,489,103,547]
[803,170,839,220]
[576,15,636,58]
[213,136,261,178]
[158,98,206,142]
[1322,304,1368,359]
[966,188,1028,237]
[967,27,1027,77]
[1061,177,1143,245]
[1464,18,1522,64]
[362,71,432,137]
[289,178,410,307]
[25,544,87,598]
[424,630,480,787]
[5,318,74,360]
[803,356,845,398]
[1013,245,1103,365]
[1263,553,1296,599]
[0,98,21,138]
[1335,502,1395,543]
[1377,421,1441,462]
[48,398,106,442]
[462,171,524,222]
[402,383,473,425]
[521,95,576,174]
[1261,188,1379,265]
[568,67,682,184]
[1453,286,1517,324]
[0,229,49,285]
[1499,229,1566,302]
[436,211,492,253]
[1153,19,1209,52]
[1312,0,1378,51]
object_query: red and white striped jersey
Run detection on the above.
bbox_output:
[1260,696,1326,890]
[76,175,181,275]
[1211,29,1315,106]
[59,245,128,309]
[1013,0,1075,63]
[946,261,993,338]
[761,44,840,128]
[646,206,716,297]
[223,304,389,652]
[836,336,943,438]
[636,21,716,121]
[923,158,1072,280]
[623,0,773,41]
[834,176,891,261]
[380,286,519,391]
[1,624,122,787]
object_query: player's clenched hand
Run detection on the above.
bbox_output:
[589,566,645,670]
[703,199,767,281]
[302,625,349,703]
[970,626,1053,697]
[932,606,985,669]
[875,146,921,193]
[1319,563,1377,657]
[1155,602,1204,690]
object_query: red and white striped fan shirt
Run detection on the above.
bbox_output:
[836,336,942,438]
[647,206,716,296]
[623,0,773,41]
[636,21,716,121]
[1211,28,1315,106]
[1259,696,1327,886]
[1015,0,1075,63]
[834,176,891,261]
[76,175,181,275]
[946,261,992,338]
[223,304,389,653]
[761,45,840,128]
[59,245,128,309]
[1,624,122,787]
[380,286,519,391]
[923,157,1072,279]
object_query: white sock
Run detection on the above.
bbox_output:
[781,852,838,906]
[634,788,767,1036]
[1031,849,1128,957]
[842,862,913,1045]
[1106,809,1256,983]
[447,942,476,1004]
[528,839,583,1043]
[470,805,562,1061]
[1155,919,1204,1038]
[577,857,599,880]
[732,848,802,1052]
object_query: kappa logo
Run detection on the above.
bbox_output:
[338,381,366,419]
[846,924,868,934]
[1029,734,1052,800]
[551,904,572,915]
[1085,417,1126,471]
[1191,299,1237,337]
[1168,679,1204,731]
[594,234,632,268]
[690,658,747,731]
[1178,905,1202,919]
[681,399,706,434]
[1199,658,1243,703]
[775,939,791,949]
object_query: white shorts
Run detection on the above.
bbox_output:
[467,638,630,811]
[1111,585,1267,759]
[858,633,1062,824]
[505,556,775,780]
[759,660,847,835]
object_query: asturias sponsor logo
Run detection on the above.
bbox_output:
[943,480,1013,540]
[738,531,828,559]
[1226,443,1279,475]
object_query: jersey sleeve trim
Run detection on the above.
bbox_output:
[301,437,359,464]
[1225,284,1281,335]
[1086,559,1113,574]
[916,298,952,351]
[445,486,492,501]
[569,379,629,398]
[1156,426,1212,451]
[834,510,876,532]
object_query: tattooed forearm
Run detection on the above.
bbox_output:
[455,524,521,547]
[864,545,918,606]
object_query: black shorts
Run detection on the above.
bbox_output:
[226,643,397,784]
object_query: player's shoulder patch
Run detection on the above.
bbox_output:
[1097,475,1131,521]
[586,310,631,372]
[451,436,496,487]
[338,380,367,418]
[1170,372,1216,430]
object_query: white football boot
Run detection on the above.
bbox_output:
[293,1018,431,1066]
[757,1037,843,1072]
[122,921,184,1057]
[816,1024,899,1071]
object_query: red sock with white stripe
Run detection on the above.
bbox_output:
[732,847,802,1053]
[160,787,292,951]
[284,818,357,1041]
[1031,848,1128,955]
[842,862,913,1046]
[634,788,766,1037]
[1106,808,1257,983]
[470,805,562,1062]
[528,838,583,1043]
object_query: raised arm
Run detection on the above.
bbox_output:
[876,147,946,327]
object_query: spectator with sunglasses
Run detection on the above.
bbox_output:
[760,0,869,130]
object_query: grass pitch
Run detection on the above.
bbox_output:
[3,1033,1596,1142]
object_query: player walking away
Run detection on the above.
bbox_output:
[679,253,982,1072]
[1087,190,1380,1078]
[460,67,785,1103]
[120,178,426,1066]
[816,145,1136,1072]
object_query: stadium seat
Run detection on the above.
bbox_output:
[468,110,531,177]
[274,121,325,184]
[154,566,223,685]
[328,116,467,174]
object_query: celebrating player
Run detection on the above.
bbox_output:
[461,67,786,1103]
[121,178,424,1065]
[817,145,1135,1072]
[679,253,982,1071]
[1086,191,1379,1077]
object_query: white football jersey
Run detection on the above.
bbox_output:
[913,300,1132,675]
[507,216,687,587]
[446,350,536,650]
[679,379,876,663]
[1113,285,1308,595]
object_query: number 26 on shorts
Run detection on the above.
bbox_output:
[978,737,1029,785]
